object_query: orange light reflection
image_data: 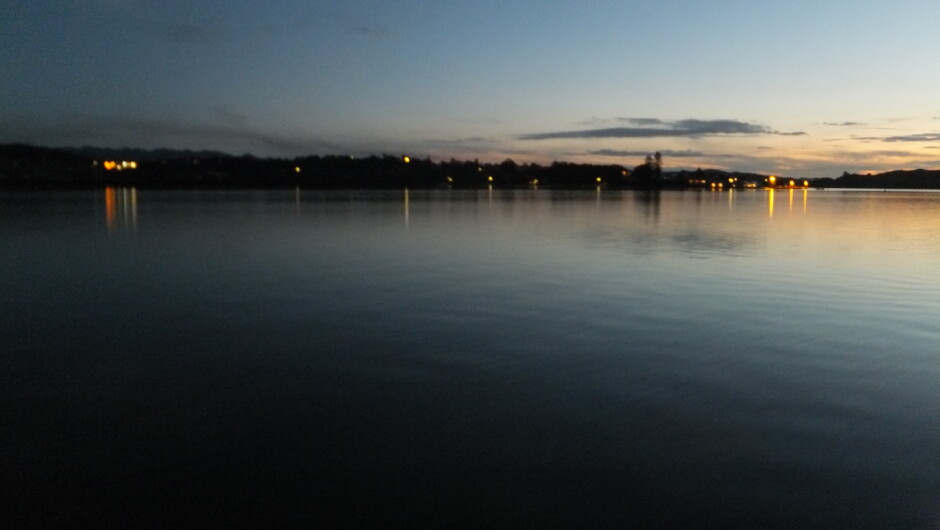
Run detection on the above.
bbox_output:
[105,187,116,229]
[103,186,138,231]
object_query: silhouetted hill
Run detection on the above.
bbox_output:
[0,144,100,186]
[824,169,940,189]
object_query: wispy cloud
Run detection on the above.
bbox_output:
[823,121,866,127]
[625,118,666,126]
[575,117,657,126]
[520,119,805,140]
[867,149,927,157]
[10,113,344,156]
[855,133,940,142]
[120,118,342,153]
[425,136,495,145]
[588,149,734,158]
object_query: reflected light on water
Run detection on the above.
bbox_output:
[403,188,410,228]
[105,187,114,227]
[764,187,811,218]
[104,186,137,231]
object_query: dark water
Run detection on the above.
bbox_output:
[2,188,939,527]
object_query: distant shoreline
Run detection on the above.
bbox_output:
[3,143,939,190]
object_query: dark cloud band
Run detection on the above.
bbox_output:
[520,119,804,140]
[879,133,940,142]
[589,149,708,158]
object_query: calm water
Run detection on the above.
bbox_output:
[2,188,939,527]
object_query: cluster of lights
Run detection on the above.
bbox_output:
[102,160,137,171]
[766,175,810,188]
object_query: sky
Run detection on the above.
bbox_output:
[3,0,940,178]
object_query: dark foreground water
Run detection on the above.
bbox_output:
[2,188,940,527]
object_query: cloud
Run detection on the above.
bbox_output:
[520,119,805,140]
[855,133,940,142]
[823,121,866,127]
[868,149,926,157]
[883,133,940,142]
[575,117,658,126]
[207,106,249,128]
[622,118,665,126]
[120,118,336,153]
[589,149,724,158]
[9,113,343,156]
[421,137,498,149]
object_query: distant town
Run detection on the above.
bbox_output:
[2,143,939,190]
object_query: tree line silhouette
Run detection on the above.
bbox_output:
[0,144,641,189]
[3,143,939,189]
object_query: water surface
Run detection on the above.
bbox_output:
[2,188,939,527]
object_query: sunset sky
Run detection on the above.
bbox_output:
[4,0,940,178]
